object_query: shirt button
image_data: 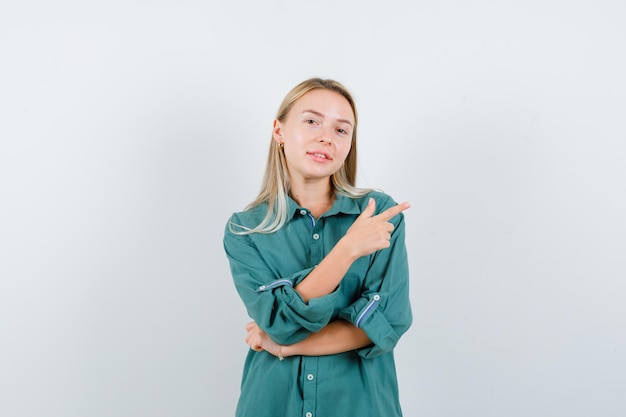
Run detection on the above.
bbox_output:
[312,233,319,240]
[305,413,313,417]
[259,285,266,290]
[374,294,381,301]
[300,209,307,215]
[307,373,314,381]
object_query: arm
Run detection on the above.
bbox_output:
[337,205,413,358]
[246,320,372,358]
[245,196,412,358]
[224,218,329,345]
[294,198,410,302]
[224,199,410,345]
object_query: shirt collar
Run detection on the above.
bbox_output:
[286,192,362,220]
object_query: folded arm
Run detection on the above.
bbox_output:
[225,198,410,345]
[246,319,372,358]
[246,201,413,359]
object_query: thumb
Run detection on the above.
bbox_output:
[358,197,376,219]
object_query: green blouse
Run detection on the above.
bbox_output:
[223,191,412,417]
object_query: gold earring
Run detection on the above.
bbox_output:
[278,142,284,148]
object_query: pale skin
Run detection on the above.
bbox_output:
[245,89,410,358]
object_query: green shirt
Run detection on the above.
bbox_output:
[223,191,412,417]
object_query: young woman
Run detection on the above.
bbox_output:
[223,78,412,417]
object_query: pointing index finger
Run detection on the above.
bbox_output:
[377,202,410,221]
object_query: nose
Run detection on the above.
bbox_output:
[318,126,333,144]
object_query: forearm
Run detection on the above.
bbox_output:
[294,239,358,303]
[293,199,409,304]
[281,320,371,357]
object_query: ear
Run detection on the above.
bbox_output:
[272,119,283,144]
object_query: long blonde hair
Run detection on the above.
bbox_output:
[233,78,371,234]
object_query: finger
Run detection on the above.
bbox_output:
[245,321,256,331]
[357,197,376,219]
[377,202,410,221]
[246,335,259,349]
[248,333,264,351]
[247,333,256,344]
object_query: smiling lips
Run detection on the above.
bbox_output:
[308,151,332,161]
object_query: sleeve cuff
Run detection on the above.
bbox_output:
[339,292,400,358]
[256,270,338,341]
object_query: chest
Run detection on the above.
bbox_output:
[249,214,370,297]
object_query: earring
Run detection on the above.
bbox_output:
[278,142,284,148]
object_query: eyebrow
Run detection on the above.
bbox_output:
[301,109,353,128]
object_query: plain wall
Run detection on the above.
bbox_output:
[1,1,625,416]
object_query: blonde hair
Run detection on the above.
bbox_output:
[232,78,371,234]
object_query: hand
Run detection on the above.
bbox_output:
[342,198,410,258]
[245,321,282,357]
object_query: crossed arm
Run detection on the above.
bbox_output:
[244,198,410,358]
[245,319,371,358]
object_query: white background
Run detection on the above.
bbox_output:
[1,1,625,416]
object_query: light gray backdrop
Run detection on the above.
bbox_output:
[1,1,625,416]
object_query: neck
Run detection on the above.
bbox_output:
[290,178,335,218]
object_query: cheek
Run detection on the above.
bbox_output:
[338,142,352,160]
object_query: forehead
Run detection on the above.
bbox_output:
[290,89,354,123]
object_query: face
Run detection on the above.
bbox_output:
[273,89,354,185]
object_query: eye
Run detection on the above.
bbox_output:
[336,128,349,135]
[305,119,318,125]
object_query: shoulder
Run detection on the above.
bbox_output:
[225,203,268,234]
[357,190,406,227]
[369,190,397,210]
[351,190,398,213]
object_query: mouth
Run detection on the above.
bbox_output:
[308,152,332,161]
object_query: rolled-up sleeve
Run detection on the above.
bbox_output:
[338,199,412,358]
[224,215,337,345]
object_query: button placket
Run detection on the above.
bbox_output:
[303,218,322,417]
[302,357,318,417]
[309,219,324,266]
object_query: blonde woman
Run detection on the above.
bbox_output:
[223,78,412,417]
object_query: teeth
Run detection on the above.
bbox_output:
[314,153,327,159]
